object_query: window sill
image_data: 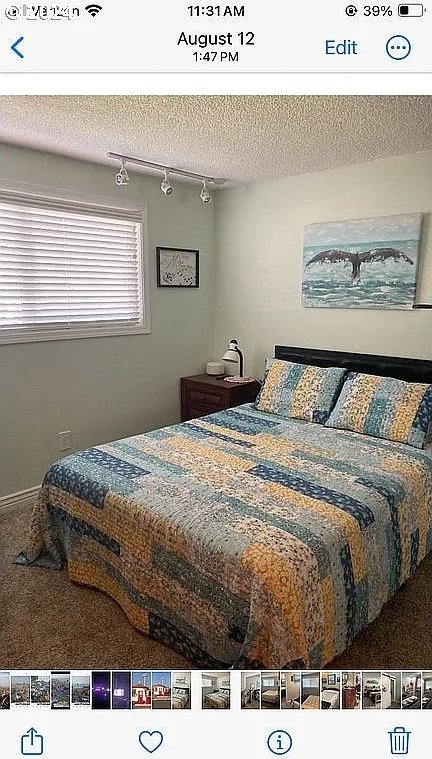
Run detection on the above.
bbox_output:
[0,324,151,345]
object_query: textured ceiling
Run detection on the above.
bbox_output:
[0,96,431,184]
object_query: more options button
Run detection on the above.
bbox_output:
[386,35,411,60]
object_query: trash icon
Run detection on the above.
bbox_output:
[388,727,411,755]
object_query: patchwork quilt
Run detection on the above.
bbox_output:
[18,404,432,668]
[204,691,230,708]
[261,688,280,704]
[172,688,189,709]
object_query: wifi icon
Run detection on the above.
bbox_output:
[85,3,102,16]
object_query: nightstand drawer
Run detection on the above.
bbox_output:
[188,388,224,407]
[184,403,217,421]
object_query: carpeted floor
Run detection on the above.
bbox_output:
[1,504,431,670]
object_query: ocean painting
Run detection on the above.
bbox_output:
[302,213,422,309]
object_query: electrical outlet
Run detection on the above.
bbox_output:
[58,430,72,451]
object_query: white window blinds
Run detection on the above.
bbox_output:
[0,191,147,343]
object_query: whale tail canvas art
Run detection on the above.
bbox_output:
[302,213,422,309]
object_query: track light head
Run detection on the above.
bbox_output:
[160,170,174,197]
[115,161,129,187]
[200,179,212,204]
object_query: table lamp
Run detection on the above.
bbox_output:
[222,338,244,378]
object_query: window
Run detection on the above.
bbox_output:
[302,677,319,688]
[0,190,149,344]
[262,678,276,687]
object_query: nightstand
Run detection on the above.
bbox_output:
[181,374,261,422]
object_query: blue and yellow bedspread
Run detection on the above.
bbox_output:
[19,404,432,668]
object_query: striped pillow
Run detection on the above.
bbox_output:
[254,358,346,423]
[325,371,432,449]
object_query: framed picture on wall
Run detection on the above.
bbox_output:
[302,213,422,310]
[156,247,199,288]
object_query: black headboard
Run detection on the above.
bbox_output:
[274,345,432,384]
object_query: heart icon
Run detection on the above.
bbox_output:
[138,731,164,754]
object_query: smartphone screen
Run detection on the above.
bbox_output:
[0,3,431,759]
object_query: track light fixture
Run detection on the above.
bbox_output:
[160,169,174,197]
[115,160,129,187]
[108,152,225,203]
[200,179,212,205]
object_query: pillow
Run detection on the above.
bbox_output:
[254,358,346,423]
[325,371,432,449]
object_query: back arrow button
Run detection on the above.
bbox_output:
[11,36,24,59]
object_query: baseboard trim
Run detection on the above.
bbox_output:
[0,485,40,513]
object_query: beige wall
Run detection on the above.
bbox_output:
[0,145,215,496]
[212,151,432,377]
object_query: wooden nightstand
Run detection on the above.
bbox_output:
[181,374,261,422]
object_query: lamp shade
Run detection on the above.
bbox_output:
[222,348,239,362]
[221,338,244,377]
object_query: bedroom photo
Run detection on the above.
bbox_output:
[321,672,341,709]
[202,672,230,710]
[0,96,432,676]
[260,671,281,709]
[171,672,191,710]
[301,672,320,710]
[241,672,260,709]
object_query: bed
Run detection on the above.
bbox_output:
[172,687,189,709]
[321,688,340,709]
[18,346,432,669]
[302,694,320,709]
[261,688,280,705]
[204,689,230,708]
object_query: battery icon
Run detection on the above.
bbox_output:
[398,3,424,14]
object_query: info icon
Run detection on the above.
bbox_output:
[267,730,293,756]
[345,4,358,15]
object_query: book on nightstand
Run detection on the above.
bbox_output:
[223,376,257,384]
